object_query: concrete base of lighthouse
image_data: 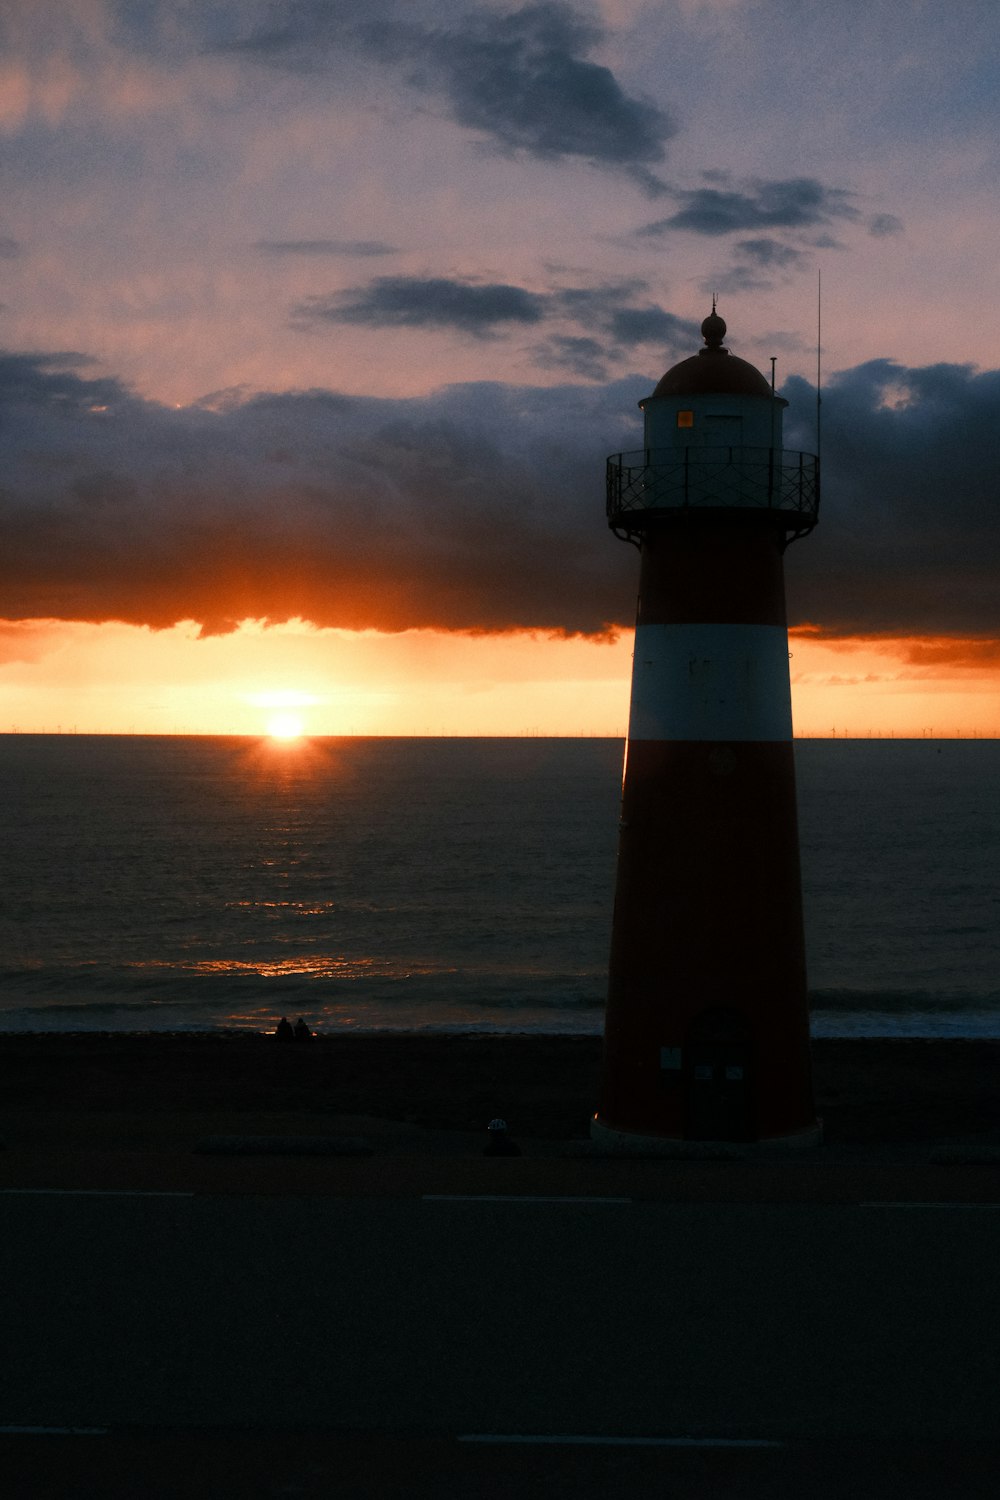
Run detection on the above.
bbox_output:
[590,1114,824,1155]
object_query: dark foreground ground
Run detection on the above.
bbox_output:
[1,1034,998,1499]
[1,1031,999,1147]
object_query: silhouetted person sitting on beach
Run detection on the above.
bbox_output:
[275,1017,295,1043]
[484,1118,521,1156]
[293,1018,313,1043]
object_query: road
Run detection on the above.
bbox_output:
[0,1188,998,1495]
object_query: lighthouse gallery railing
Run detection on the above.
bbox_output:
[607,446,819,529]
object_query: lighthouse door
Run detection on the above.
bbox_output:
[683,1009,753,1142]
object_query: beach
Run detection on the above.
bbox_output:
[1,1032,998,1154]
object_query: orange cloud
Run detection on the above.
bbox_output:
[898,637,1000,669]
[791,630,1000,674]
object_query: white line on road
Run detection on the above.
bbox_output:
[423,1195,633,1204]
[0,1189,195,1198]
[459,1434,783,1448]
[0,1427,108,1436]
[859,1201,994,1209]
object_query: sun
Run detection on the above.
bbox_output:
[266,712,305,741]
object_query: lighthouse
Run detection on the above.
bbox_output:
[593,305,821,1148]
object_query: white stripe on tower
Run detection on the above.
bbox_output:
[628,623,792,743]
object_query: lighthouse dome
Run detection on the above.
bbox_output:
[647,308,773,399]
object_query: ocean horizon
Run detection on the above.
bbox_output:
[1,734,997,1039]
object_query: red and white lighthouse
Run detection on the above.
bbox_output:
[593,306,821,1148]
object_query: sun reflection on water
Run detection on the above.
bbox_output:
[129,956,384,979]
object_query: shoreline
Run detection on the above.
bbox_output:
[1,1032,998,1146]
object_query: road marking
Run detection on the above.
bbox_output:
[0,1190,195,1198]
[423,1195,633,1204]
[859,1201,993,1209]
[0,1426,108,1436]
[459,1434,782,1448]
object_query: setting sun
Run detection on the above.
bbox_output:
[267,712,305,741]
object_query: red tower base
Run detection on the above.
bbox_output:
[592,735,821,1150]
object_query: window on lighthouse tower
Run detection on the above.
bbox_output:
[677,410,694,428]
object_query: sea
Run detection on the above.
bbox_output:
[0,735,997,1039]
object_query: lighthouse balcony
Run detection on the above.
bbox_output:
[607,446,819,539]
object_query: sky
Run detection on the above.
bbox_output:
[3,0,1000,738]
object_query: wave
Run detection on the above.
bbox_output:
[809,987,1000,1012]
[3,968,996,1005]
[2,982,999,1040]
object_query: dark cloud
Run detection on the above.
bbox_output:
[255,238,397,257]
[0,237,22,260]
[548,277,647,317]
[711,237,811,293]
[606,306,700,348]
[0,350,123,408]
[548,284,700,350]
[394,2,673,190]
[867,213,904,237]
[203,0,375,60]
[534,298,700,379]
[533,335,611,380]
[809,233,847,251]
[782,359,1000,639]
[293,277,547,335]
[635,175,889,291]
[216,1,674,190]
[292,272,700,365]
[734,239,809,270]
[639,177,859,237]
[3,348,999,645]
[0,349,640,635]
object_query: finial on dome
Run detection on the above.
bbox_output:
[701,299,727,351]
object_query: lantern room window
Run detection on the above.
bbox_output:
[677,410,694,428]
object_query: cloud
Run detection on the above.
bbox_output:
[217,1,674,189]
[867,213,904,237]
[395,2,674,189]
[608,305,699,345]
[733,239,809,270]
[0,619,59,666]
[533,302,701,378]
[3,347,1000,645]
[0,349,122,406]
[0,348,640,635]
[292,272,701,363]
[254,239,397,257]
[634,176,898,293]
[0,238,22,260]
[639,177,859,237]
[899,638,1000,669]
[205,0,381,61]
[533,334,612,380]
[710,237,811,293]
[292,276,547,335]
[544,283,699,350]
[782,359,1000,640]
